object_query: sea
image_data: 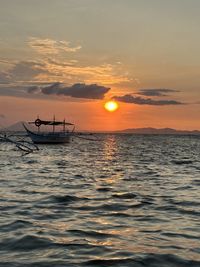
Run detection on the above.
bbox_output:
[0,134,200,267]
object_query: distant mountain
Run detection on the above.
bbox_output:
[117,127,200,135]
[0,121,26,132]
[1,122,200,135]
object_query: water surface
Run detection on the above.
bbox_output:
[0,134,200,266]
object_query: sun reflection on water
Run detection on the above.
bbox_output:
[103,135,118,161]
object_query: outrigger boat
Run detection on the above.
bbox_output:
[23,117,75,144]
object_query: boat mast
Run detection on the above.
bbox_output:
[63,119,66,132]
[53,115,55,133]
[37,115,40,133]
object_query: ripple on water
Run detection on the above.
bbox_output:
[52,194,85,204]
[0,134,200,266]
[111,192,137,199]
[96,187,112,192]
[84,254,200,267]
[1,235,54,251]
[0,220,32,232]
[68,229,117,239]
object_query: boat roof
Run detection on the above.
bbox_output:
[29,119,74,126]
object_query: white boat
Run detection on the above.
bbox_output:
[23,117,75,144]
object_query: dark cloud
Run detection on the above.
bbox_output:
[112,94,183,105]
[137,88,179,97]
[9,61,47,81]
[27,85,41,94]
[0,114,5,119]
[41,82,61,95]
[0,71,11,84]
[28,82,110,100]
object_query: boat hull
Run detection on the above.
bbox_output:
[28,132,71,144]
[23,124,71,144]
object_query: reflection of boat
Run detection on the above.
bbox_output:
[23,117,75,144]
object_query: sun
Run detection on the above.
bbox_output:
[104,101,119,112]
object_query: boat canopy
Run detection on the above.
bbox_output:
[29,119,74,127]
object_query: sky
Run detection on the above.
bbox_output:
[0,0,200,131]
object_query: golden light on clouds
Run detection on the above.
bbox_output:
[35,60,130,85]
[28,37,81,55]
[26,37,131,86]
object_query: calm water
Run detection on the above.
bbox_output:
[0,134,200,267]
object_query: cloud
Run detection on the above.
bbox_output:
[9,61,47,81]
[33,61,130,86]
[0,71,11,84]
[28,37,81,55]
[27,37,130,85]
[137,88,179,97]
[28,82,110,100]
[112,94,183,105]
[2,57,129,87]
[0,36,131,88]
[27,85,41,94]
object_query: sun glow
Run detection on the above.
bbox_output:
[104,101,119,112]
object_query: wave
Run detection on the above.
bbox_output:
[0,235,55,251]
[1,134,200,266]
[68,229,117,239]
[171,160,194,165]
[96,187,112,192]
[0,254,200,267]
[84,253,200,267]
[52,194,83,203]
[156,203,200,217]
[0,219,32,232]
[112,193,137,199]
[0,234,105,252]
[162,231,200,240]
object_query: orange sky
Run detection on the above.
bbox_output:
[1,96,199,131]
[0,1,200,131]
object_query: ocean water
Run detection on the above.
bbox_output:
[0,134,200,267]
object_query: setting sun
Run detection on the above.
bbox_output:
[104,101,119,112]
